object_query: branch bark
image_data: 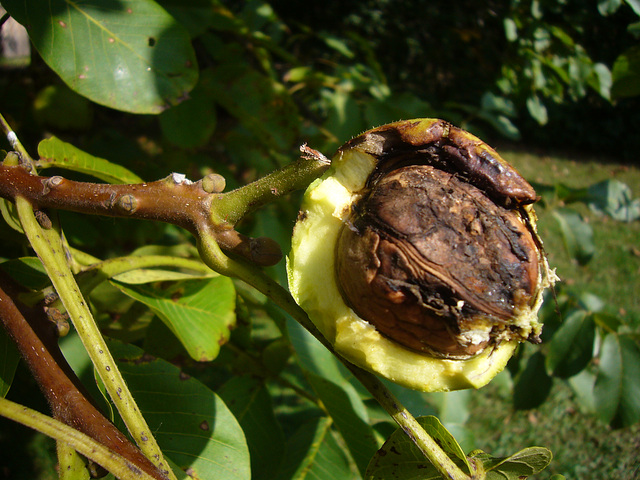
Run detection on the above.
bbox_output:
[0,272,168,479]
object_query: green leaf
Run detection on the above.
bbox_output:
[0,327,20,398]
[275,417,353,480]
[307,372,379,478]
[210,64,299,151]
[3,0,198,114]
[598,0,623,15]
[552,207,595,265]
[611,45,640,99]
[545,310,595,378]
[113,276,236,361]
[218,376,285,480]
[159,69,217,148]
[594,333,640,427]
[37,136,142,184]
[586,179,640,222]
[526,95,548,125]
[108,340,250,480]
[365,416,470,480]
[513,352,553,409]
[470,446,553,479]
[0,257,50,290]
[33,84,93,130]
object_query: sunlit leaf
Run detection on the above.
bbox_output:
[218,376,285,480]
[108,340,250,480]
[552,207,595,265]
[594,333,640,427]
[545,310,595,378]
[113,276,235,361]
[275,417,353,480]
[586,179,640,222]
[37,137,142,184]
[3,0,198,114]
[470,446,553,479]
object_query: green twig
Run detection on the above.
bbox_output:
[0,397,159,480]
[15,197,175,480]
[215,145,330,225]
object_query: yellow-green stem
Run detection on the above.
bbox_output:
[15,197,175,480]
[0,397,158,480]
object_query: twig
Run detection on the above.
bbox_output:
[15,197,175,480]
[0,397,160,480]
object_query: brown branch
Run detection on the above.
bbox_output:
[0,272,168,479]
[0,164,282,266]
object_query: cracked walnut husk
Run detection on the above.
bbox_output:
[287,119,556,392]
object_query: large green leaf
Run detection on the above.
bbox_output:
[594,333,640,427]
[37,136,142,184]
[365,416,470,480]
[274,417,353,480]
[218,376,285,480]
[108,340,250,480]
[4,0,198,114]
[545,310,595,378]
[113,276,236,361]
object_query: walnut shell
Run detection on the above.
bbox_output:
[287,119,555,392]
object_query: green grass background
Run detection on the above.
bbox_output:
[466,147,640,479]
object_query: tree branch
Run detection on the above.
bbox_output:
[0,272,168,480]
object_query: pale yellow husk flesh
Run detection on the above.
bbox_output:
[287,133,550,392]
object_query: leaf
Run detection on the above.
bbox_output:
[594,333,640,427]
[218,376,285,480]
[0,257,50,290]
[159,69,217,148]
[513,352,552,409]
[3,0,198,114]
[526,95,548,125]
[33,84,93,130]
[545,310,595,378]
[611,45,640,99]
[470,446,553,479]
[275,417,353,480]
[307,372,379,478]
[37,136,142,184]
[598,0,623,15]
[113,276,236,361]
[365,416,470,480]
[108,340,250,480]
[552,207,595,265]
[586,179,640,222]
[0,327,20,398]
[210,64,299,151]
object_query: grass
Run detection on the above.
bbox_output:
[466,146,640,479]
